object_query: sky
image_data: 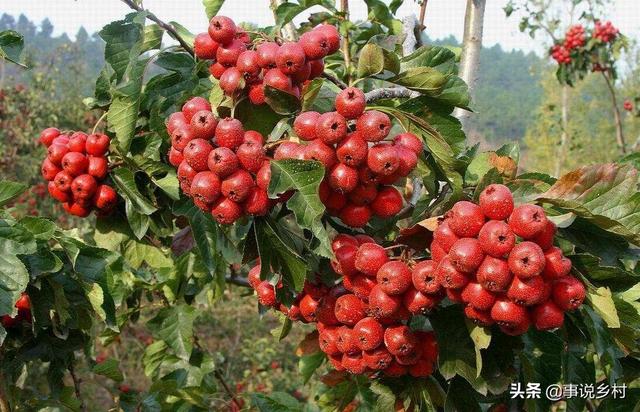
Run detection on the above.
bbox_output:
[0,0,638,54]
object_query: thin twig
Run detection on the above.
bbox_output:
[68,364,88,412]
[398,177,423,219]
[365,88,420,102]
[340,0,352,78]
[419,0,429,30]
[214,369,242,410]
[225,275,251,288]
[92,111,108,135]
[120,0,194,55]
[322,72,348,89]
[601,71,627,154]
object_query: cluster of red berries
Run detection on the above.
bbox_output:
[167,97,272,224]
[550,44,572,65]
[564,24,586,50]
[194,15,339,102]
[248,234,439,378]
[623,100,634,112]
[1,293,31,329]
[39,128,117,217]
[431,184,585,335]
[275,87,420,227]
[594,20,619,43]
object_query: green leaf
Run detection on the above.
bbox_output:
[443,376,481,412]
[149,305,198,360]
[235,98,285,136]
[271,315,293,342]
[520,330,563,412]
[300,78,324,112]
[388,67,448,94]
[298,351,324,384]
[357,43,385,79]
[0,30,26,67]
[587,286,621,328]
[99,13,145,82]
[269,159,331,258]
[0,180,27,207]
[0,253,28,316]
[465,151,518,186]
[264,85,301,116]
[252,392,303,412]
[203,0,226,20]
[369,382,396,412]
[467,322,491,377]
[273,0,335,28]
[537,164,640,246]
[580,306,624,384]
[436,76,471,109]
[401,45,457,75]
[169,21,196,47]
[152,170,180,200]
[19,216,56,240]
[112,168,157,215]
[142,24,163,52]
[92,359,124,382]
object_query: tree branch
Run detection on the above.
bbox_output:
[214,369,242,410]
[365,88,420,102]
[401,15,419,56]
[270,0,298,41]
[419,0,429,30]
[68,364,87,412]
[0,368,10,412]
[601,71,627,154]
[322,72,348,89]
[225,275,251,288]
[340,0,352,73]
[120,0,194,55]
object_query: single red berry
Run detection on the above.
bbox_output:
[64,201,91,217]
[67,132,87,153]
[256,161,271,190]
[339,204,371,228]
[274,141,303,160]
[383,325,417,357]
[395,145,418,177]
[436,256,469,290]
[403,287,439,314]
[53,171,73,192]
[336,132,368,167]
[190,171,221,205]
[334,294,367,326]
[329,164,358,193]
[85,134,110,157]
[182,97,212,123]
[244,187,270,216]
[336,326,360,354]
[209,62,227,79]
[211,198,243,224]
[448,201,485,237]
[542,246,572,280]
[334,244,358,275]
[236,142,266,173]
[343,274,376,300]
[177,161,197,195]
[256,42,280,69]
[48,181,70,203]
[464,305,494,326]
[316,112,348,145]
[356,110,391,142]
[194,32,219,60]
[358,166,379,186]
[354,317,384,351]
[412,260,440,295]
[314,24,341,54]
[293,111,320,141]
[93,185,117,210]
[477,220,516,258]
[531,300,565,331]
[332,234,359,252]
[71,174,97,200]
[461,282,496,311]
[221,170,255,202]
[308,59,325,78]
[275,42,306,75]
[248,82,266,105]
[319,327,342,356]
[15,294,30,311]
[507,275,547,306]
[61,152,88,177]
[248,264,262,288]
[433,220,459,252]
[171,126,196,151]
[190,110,218,140]
[299,30,330,60]
[39,127,60,147]
[368,285,401,319]
[341,352,367,374]
[448,238,484,273]
[367,143,399,176]
[236,50,261,78]
[355,243,388,276]
[509,204,547,239]
[215,118,244,150]
[299,294,319,322]
[393,133,422,155]
[552,276,585,311]
[208,147,239,178]
[219,67,244,95]
[377,261,412,295]
[256,281,277,306]
[87,156,108,180]
[490,299,528,329]
[208,16,236,45]
[479,184,514,220]
[183,138,213,172]
[263,68,293,93]
[383,359,408,377]
[47,144,69,166]
[508,241,545,279]
[304,140,338,169]
[531,219,557,251]
[245,130,265,145]
[335,87,366,120]
[363,346,393,370]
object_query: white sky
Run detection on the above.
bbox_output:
[0,0,638,54]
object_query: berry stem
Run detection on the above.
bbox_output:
[119,0,195,56]
[91,111,108,135]
[365,88,420,103]
[68,363,88,412]
[322,72,348,90]
[214,369,243,410]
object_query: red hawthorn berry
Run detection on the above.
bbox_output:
[368,285,401,319]
[293,111,320,141]
[433,220,459,252]
[256,42,280,69]
[507,275,547,306]
[190,171,221,205]
[308,59,324,78]
[67,132,87,153]
[332,234,359,252]
[314,24,341,54]
[341,352,367,374]
[299,30,330,60]
[244,187,270,216]
[71,174,97,200]
[215,118,244,150]
[93,185,117,210]
[256,161,271,190]
[54,171,73,192]
[464,305,494,326]
[319,327,341,356]
[490,299,529,329]
[183,138,213,172]
[507,241,546,279]
[334,294,367,326]
[304,140,338,169]
[402,287,439,314]
[367,143,399,176]
[429,241,447,264]
[194,33,219,59]
[299,294,319,322]
[461,282,496,311]
[208,16,236,45]
[329,164,359,193]
[220,67,244,95]
[221,170,255,202]
[256,281,278,306]
[52,135,69,146]
[343,274,376,300]
[448,238,484,273]
[376,261,413,295]
[248,82,266,105]
[353,317,385,351]
[316,295,341,326]
[393,133,423,155]
[316,112,348,145]
[509,204,547,239]
[552,276,585,311]
[190,110,218,140]
[334,244,358,275]
[363,346,393,370]
[336,326,360,354]
[15,293,30,311]
[211,198,243,224]
[479,184,514,221]
[248,264,261,288]
[171,126,196,151]
[263,69,294,94]
[335,87,366,120]
[48,181,70,203]
[355,243,388,276]
[436,256,469,290]
[358,166,379,186]
[336,132,368,167]
[541,246,572,280]
[370,186,403,217]
[236,50,261,78]
[39,127,60,147]
[275,42,306,75]
[236,142,266,173]
[87,156,108,180]
[85,134,110,157]
[64,202,91,217]
[339,204,371,228]
[244,131,265,146]
[348,184,378,206]
[411,260,440,295]
[448,201,485,238]
[383,325,417,357]
[531,219,557,251]
[274,141,303,160]
[216,39,247,66]
[356,110,391,142]
[477,220,516,258]
[47,143,69,166]
[209,62,227,79]
[395,145,418,177]
[531,300,565,331]
[208,147,239,178]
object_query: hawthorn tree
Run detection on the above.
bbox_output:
[1,1,640,411]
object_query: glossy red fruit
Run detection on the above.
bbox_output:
[403,287,439,314]
[308,59,325,78]
[367,144,399,176]
[431,241,448,262]
[190,110,218,140]
[85,134,110,157]
[47,144,69,166]
[211,198,242,224]
[208,147,239,178]
[42,160,61,183]
[433,220,459,252]
[48,181,70,203]
[256,42,280,69]
[194,32,218,59]
[356,110,391,142]
[508,241,545,279]
[335,87,366,120]
[171,126,196,151]
[52,135,69,146]
[436,256,469,290]
[190,171,221,204]
[354,317,384,351]
[355,243,388,276]
[219,67,244,94]
[409,358,435,377]
[314,24,341,54]
[507,275,546,306]
[293,111,320,141]
[177,161,197,194]
[531,219,557,251]
[531,300,565,330]
[71,174,97,200]
[377,261,412,295]
[61,152,88,177]
[329,164,358,193]
[39,127,60,147]
[64,202,91,217]
[215,118,244,150]
[87,156,108,180]
[509,204,547,239]
[317,296,341,327]
[344,274,376,300]
[299,294,319,322]
[54,171,73,192]
[304,140,337,169]
[395,145,418,177]
[209,62,227,79]
[477,220,516,258]
[15,294,30,311]
[477,256,511,292]
[182,97,212,123]
[448,201,485,237]
[244,187,270,216]
[341,352,366,374]
[325,191,347,214]
[339,204,371,228]
[166,112,188,135]
[316,112,348,144]
[93,185,117,210]
[464,305,494,326]
[348,184,378,206]
[236,142,266,173]
[358,166,379,186]
[221,170,255,202]
[383,360,408,377]
[248,82,265,105]
[461,282,496,311]
[448,238,484,273]
[334,294,367,326]
[336,133,368,167]
[208,16,236,45]
[334,244,358,275]
[184,139,213,172]
[490,299,528,329]
[393,133,423,155]
[248,264,262,288]
[364,346,393,370]
[256,281,277,306]
[236,50,261,77]
[244,130,263,146]
[542,246,572,280]
[274,141,302,160]
[299,30,330,60]
[276,42,306,75]
[368,285,401,319]
[332,234,359,252]
[384,325,417,356]
[256,161,271,190]
[67,132,87,153]
[552,276,585,311]
[335,326,360,354]
[479,184,514,220]
[412,260,440,294]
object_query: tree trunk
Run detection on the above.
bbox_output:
[455,0,486,128]
[340,0,351,68]
[270,0,297,41]
[555,85,569,176]
[601,71,627,155]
